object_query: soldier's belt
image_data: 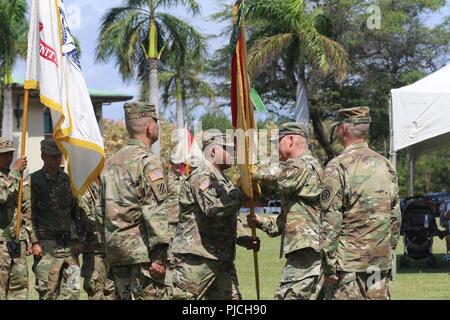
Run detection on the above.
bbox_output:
[38,231,72,245]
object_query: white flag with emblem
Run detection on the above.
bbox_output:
[25,0,105,196]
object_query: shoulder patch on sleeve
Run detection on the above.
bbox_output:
[147,170,167,202]
[151,179,168,202]
[199,178,211,192]
[148,170,164,182]
[320,177,342,210]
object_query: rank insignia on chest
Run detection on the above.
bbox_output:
[149,171,164,181]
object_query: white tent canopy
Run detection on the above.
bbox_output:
[390,64,450,195]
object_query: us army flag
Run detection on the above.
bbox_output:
[25,0,105,197]
[230,0,257,198]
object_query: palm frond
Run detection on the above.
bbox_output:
[161,76,176,108]
[248,33,295,75]
[246,0,287,23]
[298,20,349,83]
[286,0,306,20]
[96,8,148,80]
[159,71,177,83]
[156,0,201,16]
[0,0,27,82]
[209,3,234,23]
[318,35,349,83]
[157,12,207,62]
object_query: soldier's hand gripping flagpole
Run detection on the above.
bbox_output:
[15,89,30,239]
[230,0,261,300]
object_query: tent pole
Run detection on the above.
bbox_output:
[408,148,416,197]
[388,94,397,169]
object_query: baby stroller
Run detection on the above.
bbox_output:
[400,197,438,268]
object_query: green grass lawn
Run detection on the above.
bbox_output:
[26,218,450,300]
[235,229,450,300]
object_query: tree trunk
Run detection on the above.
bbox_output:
[175,76,184,130]
[294,67,335,164]
[1,86,14,139]
[148,58,160,155]
[148,5,160,155]
[294,76,310,126]
[311,109,335,164]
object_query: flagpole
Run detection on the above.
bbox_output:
[15,89,30,238]
[242,42,261,303]
[231,0,261,300]
[248,197,261,300]
[241,4,260,301]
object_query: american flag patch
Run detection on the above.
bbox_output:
[199,179,211,191]
[149,171,164,181]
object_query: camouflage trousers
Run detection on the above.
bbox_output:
[0,240,28,300]
[82,252,117,300]
[111,263,169,300]
[325,270,393,300]
[171,253,242,300]
[274,248,321,300]
[33,240,81,300]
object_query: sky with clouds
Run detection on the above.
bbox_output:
[13,0,450,121]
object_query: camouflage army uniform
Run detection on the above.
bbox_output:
[0,138,30,300]
[171,149,251,300]
[164,157,201,300]
[255,123,323,300]
[27,141,83,300]
[102,102,170,300]
[79,182,116,300]
[166,170,182,241]
[320,107,401,300]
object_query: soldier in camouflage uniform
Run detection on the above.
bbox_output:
[0,138,29,300]
[165,155,200,241]
[166,156,184,241]
[320,107,401,300]
[248,123,323,300]
[26,140,84,300]
[164,156,187,299]
[165,154,204,300]
[102,102,170,300]
[170,132,259,300]
[79,178,116,300]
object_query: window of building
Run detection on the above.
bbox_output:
[44,108,53,135]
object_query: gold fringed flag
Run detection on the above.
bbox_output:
[25,0,105,197]
[230,0,257,199]
[230,0,261,300]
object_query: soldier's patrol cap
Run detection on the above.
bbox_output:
[123,101,159,120]
[273,122,309,141]
[41,140,62,156]
[332,107,371,127]
[0,138,16,154]
[202,132,234,151]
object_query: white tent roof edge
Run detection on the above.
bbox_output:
[390,63,450,153]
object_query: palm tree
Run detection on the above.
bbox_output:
[96,0,205,129]
[0,0,27,138]
[246,0,349,160]
[143,51,215,129]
